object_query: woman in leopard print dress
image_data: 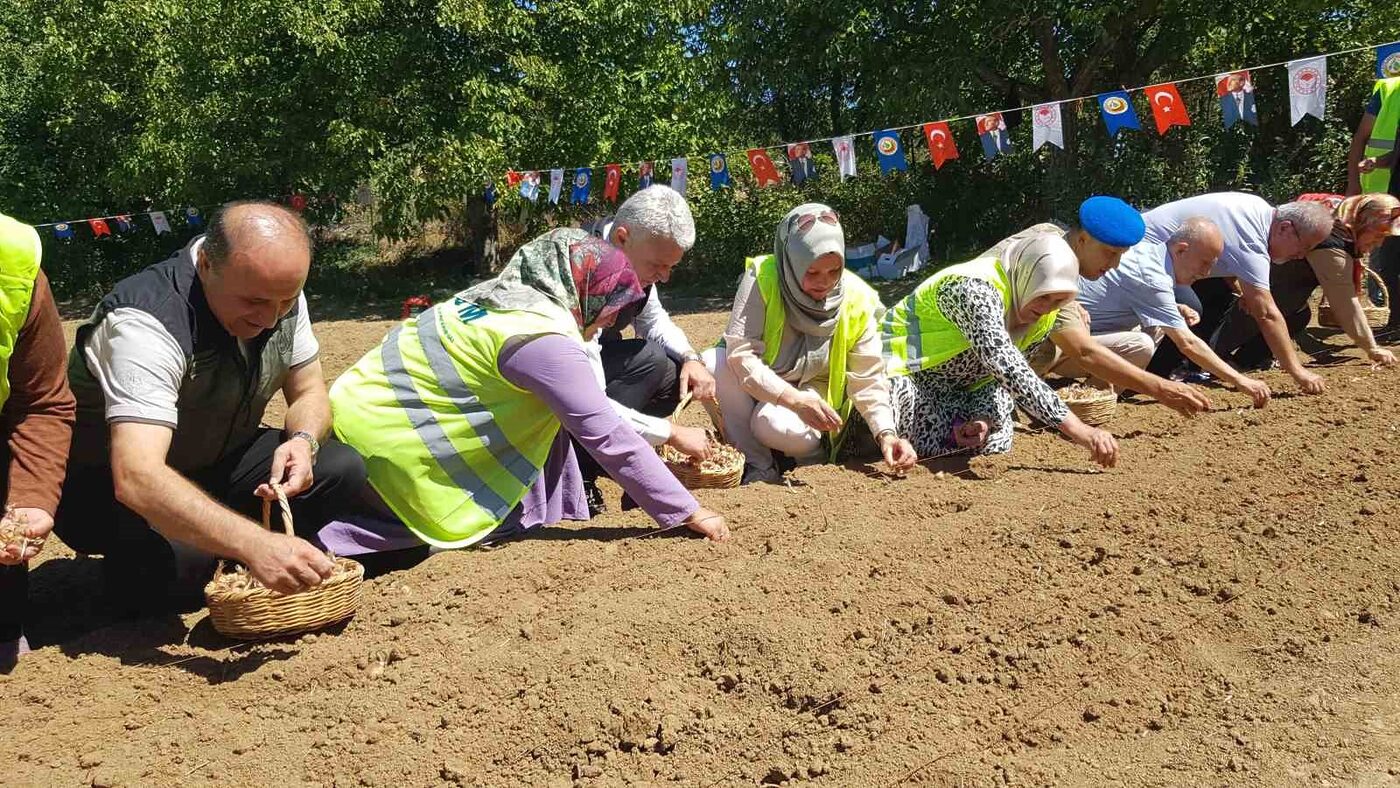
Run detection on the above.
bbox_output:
[886,235,1119,467]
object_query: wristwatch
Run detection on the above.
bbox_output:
[681,351,703,365]
[290,430,321,461]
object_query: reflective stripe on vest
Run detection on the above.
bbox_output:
[744,254,882,420]
[331,301,575,548]
[882,256,1058,388]
[0,214,40,411]
[1362,78,1400,194]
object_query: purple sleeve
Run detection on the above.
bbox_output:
[499,334,699,528]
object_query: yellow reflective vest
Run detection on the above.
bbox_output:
[744,253,882,423]
[331,295,578,548]
[0,214,41,410]
[881,256,1058,390]
[1361,77,1400,194]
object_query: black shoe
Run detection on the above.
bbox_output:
[583,480,608,517]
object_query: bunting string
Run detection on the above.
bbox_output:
[507,39,1399,181]
[23,40,1400,234]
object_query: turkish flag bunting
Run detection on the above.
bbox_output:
[1145,83,1191,135]
[603,164,622,202]
[746,149,782,188]
[88,218,112,238]
[922,122,959,170]
[505,170,523,187]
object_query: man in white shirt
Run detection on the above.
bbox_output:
[1065,218,1271,407]
[55,202,367,610]
[582,186,716,513]
[1140,193,1333,394]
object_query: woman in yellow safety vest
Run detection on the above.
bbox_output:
[328,230,728,553]
[704,203,917,484]
[882,234,1118,468]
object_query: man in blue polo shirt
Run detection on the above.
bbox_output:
[1069,217,1271,407]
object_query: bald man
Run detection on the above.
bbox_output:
[1049,218,1271,408]
[55,201,367,611]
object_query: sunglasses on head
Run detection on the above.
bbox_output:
[792,209,840,234]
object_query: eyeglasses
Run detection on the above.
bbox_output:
[793,209,840,234]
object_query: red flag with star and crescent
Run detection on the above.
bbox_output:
[1145,83,1191,135]
[603,164,622,202]
[89,218,112,238]
[746,149,782,188]
[922,122,959,170]
[505,170,523,187]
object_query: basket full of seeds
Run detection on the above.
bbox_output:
[659,394,744,489]
[204,483,364,640]
[1057,383,1117,427]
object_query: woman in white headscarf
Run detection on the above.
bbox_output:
[882,234,1118,466]
[705,204,917,484]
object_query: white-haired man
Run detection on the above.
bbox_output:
[1141,193,1333,394]
[582,186,715,513]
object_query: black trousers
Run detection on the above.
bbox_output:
[50,428,367,610]
[1210,258,1316,370]
[1146,278,1240,377]
[577,338,681,484]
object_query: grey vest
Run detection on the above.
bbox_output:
[68,242,300,473]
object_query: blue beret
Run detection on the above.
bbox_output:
[1079,195,1145,248]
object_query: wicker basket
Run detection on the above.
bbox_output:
[658,394,743,489]
[1318,265,1390,329]
[1058,384,1117,427]
[204,484,365,640]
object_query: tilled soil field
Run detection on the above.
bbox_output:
[7,309,1400,787]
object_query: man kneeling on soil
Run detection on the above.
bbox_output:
[54,202,368,610]
[1052,218,1272,408]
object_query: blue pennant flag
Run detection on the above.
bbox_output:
[873,130,907,174]
[52,222,74,240]
[708,153,731,190]
[113,214,134,233]
[1378,41,1400,79]
[1098,91,1141,136]
[484,180,497,207]
[185,207,204,228]
[571,168,592,204]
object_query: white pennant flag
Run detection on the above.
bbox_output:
[670,158,688,193]
[149,211,171,235]
[548,169,564,204]
[1031,103,1065,151]
[1287,56,1327,125]
[832,136,856,179]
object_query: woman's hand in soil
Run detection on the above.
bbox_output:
[783,390,843,432]
[953,419,990,449]
[682,507,730,542]
[242,531,336,594]
[1060,416,1118,468]
[878,431,918,473]
[1292,368,1326,395]
[258,438,316,500]
[0,508,53,564]
[666,425,713,461]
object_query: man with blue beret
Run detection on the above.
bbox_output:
[987,196,1214,417]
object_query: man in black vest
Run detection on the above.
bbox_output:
[55,201,367,609]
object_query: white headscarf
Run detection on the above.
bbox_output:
[1001,234,1079,341]
[769,203,846,378]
